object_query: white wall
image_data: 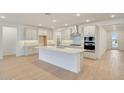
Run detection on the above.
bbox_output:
[97,26,107,58]
[107,31,112,49]
[119,31,124,50]
[0,26,3,59]
[2,27,17,56]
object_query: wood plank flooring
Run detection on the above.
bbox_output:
[0,50,124,80]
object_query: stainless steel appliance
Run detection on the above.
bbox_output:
[84,36,95,50]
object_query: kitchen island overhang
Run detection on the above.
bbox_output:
[38,46,83,73]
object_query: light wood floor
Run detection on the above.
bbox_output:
[0,50,124,80]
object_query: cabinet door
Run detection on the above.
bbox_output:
[61,31,65,40]
[39,29,48,36]
[84,26,96,36]
[25,29,32,40]
[25,28,38,40]
[32,29,38,40]
[61,29,71,40]
[47,31,53,40]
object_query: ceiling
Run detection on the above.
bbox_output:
[103,24,124,31]
[0,13,124,29]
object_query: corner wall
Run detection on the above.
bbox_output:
[97,26,107,59]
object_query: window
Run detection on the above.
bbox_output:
[112,32,118,49]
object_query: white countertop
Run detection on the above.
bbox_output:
[37,46,83,54]
[62,45,83,49]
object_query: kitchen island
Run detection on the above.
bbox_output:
[38,46,83,73]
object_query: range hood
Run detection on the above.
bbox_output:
[71,25,81,37]
[70,25,81,45]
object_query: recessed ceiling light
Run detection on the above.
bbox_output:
[0,16,6,19]
[76,13,80,16]
[111,15,116,18]
[52,19,57,23]
[39,24,42,26]
[65,24,68,26]
[86,19,90,22]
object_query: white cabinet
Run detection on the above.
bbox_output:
[32,30,38,40]
[84,26,96,37]
[83,26,97,59]
[25,29,31,40]
[38,29,53,40]
[61,29,71,40]
[54,27,76,40]
[38,30,48,35]
[47,31,53,40]
[25,28,38,40]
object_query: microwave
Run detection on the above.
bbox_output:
[84,37,95,41]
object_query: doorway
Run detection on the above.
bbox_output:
[2,26,17,56]
[112,32,118,49]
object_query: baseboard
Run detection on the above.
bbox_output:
[4,53,16,56]
[16,54,24,56]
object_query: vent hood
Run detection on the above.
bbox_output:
[70,25,81,45]
[71,25,81,37]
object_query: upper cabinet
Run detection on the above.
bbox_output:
[38,29,48,35]
[61,29,71,40]
[54,26,84,40]
[84,26,96,37]
[55,27,76,40]
[38,29,53,40]
[24,28,38,40]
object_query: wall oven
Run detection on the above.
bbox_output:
[84,42,95,50]
[84,37,95,50]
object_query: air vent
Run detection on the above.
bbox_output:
[44,13,51,16]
